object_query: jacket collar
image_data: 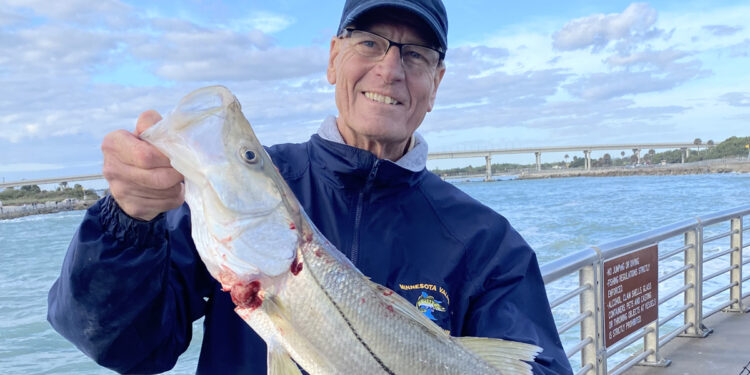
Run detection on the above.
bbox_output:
[316,115,428,173]
[310,116,428,190]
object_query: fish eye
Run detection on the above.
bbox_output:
[241,148,258,164]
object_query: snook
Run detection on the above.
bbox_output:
[141,86,541,375]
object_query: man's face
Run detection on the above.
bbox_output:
[327,20,446,158]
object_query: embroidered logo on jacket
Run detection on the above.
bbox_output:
[416,292,446,320]
[398,282,450,323]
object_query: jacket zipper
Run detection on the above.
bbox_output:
[349,160,380,266]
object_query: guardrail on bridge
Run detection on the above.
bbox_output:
[541,204,750,375]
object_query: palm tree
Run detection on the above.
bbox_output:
[564,154,569,167]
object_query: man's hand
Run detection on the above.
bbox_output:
[101,110,184,221]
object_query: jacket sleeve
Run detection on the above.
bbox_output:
[463,223,573,375]
[47,195,214,374]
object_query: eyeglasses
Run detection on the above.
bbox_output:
[340,28,444,73]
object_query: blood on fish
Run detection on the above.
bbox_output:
[361,298,366,304]
[231,280,263,309]
[383,290,393,296]
[386,305,395,313]
[289,222,296,230]
[305,232,313,242]
[290,257,303,275]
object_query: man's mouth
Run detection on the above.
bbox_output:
[364,92,400,105]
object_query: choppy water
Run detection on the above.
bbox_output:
[1,173,748,374]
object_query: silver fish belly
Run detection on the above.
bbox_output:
[141,86,541,375]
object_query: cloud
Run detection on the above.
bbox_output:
[564,60,707,101]
[604,49,691,69]
[552,3,662,52]
[702,25,743,36]
[728,38,750,57]
[719,92,750,107]
[3,0,135,28]
[230,11,296,34]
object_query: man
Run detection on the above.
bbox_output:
[48,0,572,374]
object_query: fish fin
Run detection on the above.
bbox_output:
[456,336,542,375]
[267,345,302,375]
[366,280,450,339]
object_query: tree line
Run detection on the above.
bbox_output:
[0,182,101,205]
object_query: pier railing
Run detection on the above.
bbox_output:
[541,204,750,375]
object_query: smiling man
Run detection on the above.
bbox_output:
[48,0,572,374]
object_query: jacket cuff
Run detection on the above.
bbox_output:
[100,194,167,249]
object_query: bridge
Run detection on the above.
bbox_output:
[0,143,711,188]
[428,143,711,181]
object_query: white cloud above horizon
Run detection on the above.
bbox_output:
[0,0,748,181]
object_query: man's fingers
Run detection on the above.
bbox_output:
[102,130,172,169]
[135,110,163,136]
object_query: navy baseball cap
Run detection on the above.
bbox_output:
[337,0,448,52]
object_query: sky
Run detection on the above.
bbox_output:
[1,0,749,183]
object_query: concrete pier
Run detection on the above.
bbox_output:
[624,296,750,375]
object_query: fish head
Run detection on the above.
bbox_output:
[141,86,301,282]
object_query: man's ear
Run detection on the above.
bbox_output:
[426,64,446,112]
[327,37,340,85]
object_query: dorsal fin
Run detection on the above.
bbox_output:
[457,336,542,375]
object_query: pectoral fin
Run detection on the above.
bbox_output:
[456,336,542,375]
[267,345,302,375]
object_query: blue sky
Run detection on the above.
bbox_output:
[1,0,749,183]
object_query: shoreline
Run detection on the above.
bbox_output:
[0,199,96,220]
[517,160,750,180]
[439,160,750,181]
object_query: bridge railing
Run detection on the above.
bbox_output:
[541,204,750,375]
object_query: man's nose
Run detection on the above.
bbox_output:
[376,45,406,82]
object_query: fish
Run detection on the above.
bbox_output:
[140,85,542,375]
[416,292,446,321]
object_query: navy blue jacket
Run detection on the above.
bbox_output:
[48,134,572,374]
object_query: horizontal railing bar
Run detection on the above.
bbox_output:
[702,229,734,244]
[659,285,693,306]
[659,264,692,283]
[550,284,591,309]
[743,257,750,266]
[743,273,750,282]
[659,322,692,348]
[575,364,594,375]
[743,241,750,249]
[558,311,591,335]
[702,282,737,301]
[541,248,598,284]
[597,220,697,260]
[699,206,750,226]
[703,247,737,263]
[744,291,750,299]
[606,326,653,356]
[565,336,593,358]
[659,303,692,325]
[659,244,692,261]
[609,350,654,375]
[702,265,737,282]
[704,298,738,319]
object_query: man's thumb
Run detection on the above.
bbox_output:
[135,110,163,136]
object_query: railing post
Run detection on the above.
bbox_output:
[641,320,670,366]
[580,261,605,375]
[726,217,748,313]
[682,225,712,337]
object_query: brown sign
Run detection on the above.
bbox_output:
[603,244,658,347]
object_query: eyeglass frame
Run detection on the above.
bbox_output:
[339,27,445,70]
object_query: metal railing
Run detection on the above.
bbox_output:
[541,204,750,375]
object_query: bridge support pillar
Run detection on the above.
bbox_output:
[583,150,591,170]
[633,148,642,165]
[680,148,687,163]
[535,152,541,171]
[485,155,492,182]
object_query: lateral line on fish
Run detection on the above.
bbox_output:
[301,243,396,375]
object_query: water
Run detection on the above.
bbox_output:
[1,173,748,374]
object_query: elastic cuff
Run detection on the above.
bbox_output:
[100,195,167,249]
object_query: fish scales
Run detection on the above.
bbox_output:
[140,86,540,375]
